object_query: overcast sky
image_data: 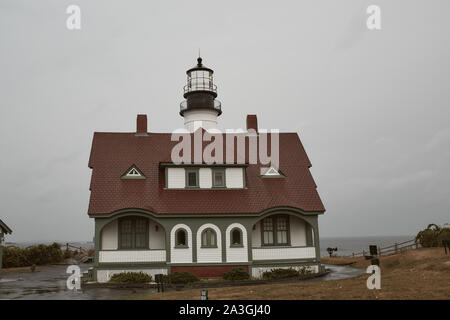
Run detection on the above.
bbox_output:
[1,0,449,242]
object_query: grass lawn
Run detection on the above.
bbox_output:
[130,248,450,300]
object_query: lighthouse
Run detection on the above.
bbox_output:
[180,57,222,131]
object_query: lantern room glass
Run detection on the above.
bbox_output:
[187,70,214,92]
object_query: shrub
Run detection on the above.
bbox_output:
[168,272,199,284]
[2,243,64,268]
[416,224,450,247]
[298,266,313,275]
[223,268,250,281]
[63,248,73,259]
[262,268,299,280]
[109,272,152,284]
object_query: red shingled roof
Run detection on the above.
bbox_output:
[87,131,325,215]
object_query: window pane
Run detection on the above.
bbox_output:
[202,230,207,246]
[263,218,273,231]
[177,230,186,246]
[276,217,287,231]
[135,233,146,248]
[188,171,197,186]
[210,232,215,246]
[263,231,273,244]
[277,231,287,244]
[134,218,147,249]
[120,219,133,249]
[213,171,224,186]
[232,229,241,245]
[135,218,147,232]
[121,219,132,232]
[121,234,132,248]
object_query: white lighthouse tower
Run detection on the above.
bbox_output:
[180,57,222,131]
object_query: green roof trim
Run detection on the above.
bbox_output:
[0,219,12,234]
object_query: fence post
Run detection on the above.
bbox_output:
[394,242,398,254]
[378,246,381,256]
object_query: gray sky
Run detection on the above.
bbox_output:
[1,0,449,242]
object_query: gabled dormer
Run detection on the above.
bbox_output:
[121,165,146,179]
[261,166,285,178]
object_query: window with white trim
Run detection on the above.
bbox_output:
[201,228,217,248]
[261,215,290,246]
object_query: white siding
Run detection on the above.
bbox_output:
[197,223,222,263]
[183,109,219,131]
[199,168,212,188]
[167,167,245,189]
[97,268,168,283]
[290,216,307,246]
[170,224,193,263]
[101,220,118,250]
[225,223,248,263]
[167,168,185,188]
[252,247,316,260]
[99,250,166,263]
[252,221,261,247]
[251,265,319,279]
[226,168,244,188]
[149,220,165,249]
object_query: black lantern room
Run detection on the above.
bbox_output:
[180,57,222,116]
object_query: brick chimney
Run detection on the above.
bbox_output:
[136,114,148,135]
[246,114,258,133]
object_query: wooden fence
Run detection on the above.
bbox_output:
[345,239,420,258]
[63,243,90,256]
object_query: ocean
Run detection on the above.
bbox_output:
[319,235,415,257]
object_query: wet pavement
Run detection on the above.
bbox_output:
[0,264,155,300]
[0,264,365,300]
[313,264,366,281]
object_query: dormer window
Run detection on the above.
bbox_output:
[121,165,146,179]
[212,168,225,187]
[261,166,284,178]
[185,169,199,188]
[163,165,245,189]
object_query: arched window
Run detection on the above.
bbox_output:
[175,228,188,247]
[201,228,217,248]
[230,228,243,247]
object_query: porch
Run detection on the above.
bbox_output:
[251,213,318,261]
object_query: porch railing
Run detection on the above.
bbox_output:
[99,250,166,263]
[252,246,316,261]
